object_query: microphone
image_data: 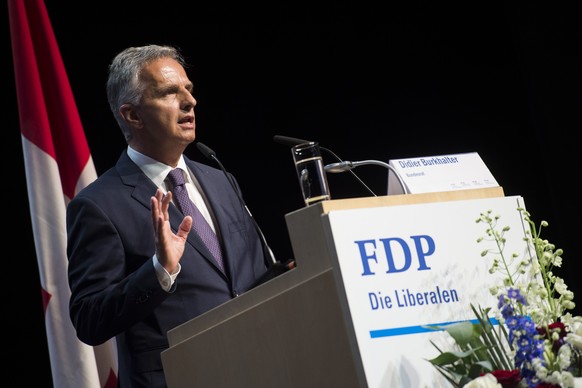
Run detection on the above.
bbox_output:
[195,142,278,267]
[324,160,410,194]
[273,135,377,197]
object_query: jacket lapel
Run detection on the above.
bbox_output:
[116,151,224,272]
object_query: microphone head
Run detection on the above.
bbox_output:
[196,142,216,159]
[324,161,352,173]
[273,135,311,147]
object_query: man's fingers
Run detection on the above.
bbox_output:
[162,190,172,213]
[151,189,172,233]
[151,190,161,227]
[176,216,193,239]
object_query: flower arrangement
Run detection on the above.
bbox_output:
[426,208,582,387]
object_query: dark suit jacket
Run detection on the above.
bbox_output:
[67,150,269,387]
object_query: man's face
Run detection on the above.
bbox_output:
[135,57,197,151]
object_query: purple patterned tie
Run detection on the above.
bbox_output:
[166,169,224,270]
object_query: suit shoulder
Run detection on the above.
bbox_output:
[186,158,224,176]
[73,167,123,199]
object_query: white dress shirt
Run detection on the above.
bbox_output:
[126,146,218,291]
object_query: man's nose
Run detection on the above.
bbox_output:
[181,91,196,111]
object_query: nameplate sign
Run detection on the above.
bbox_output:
[387,152,499,195]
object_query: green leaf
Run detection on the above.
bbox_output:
[468,361,493,378]
[445,321,482,347]
[427,348,483,366]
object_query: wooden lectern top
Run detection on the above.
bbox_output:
[316,186,505,214]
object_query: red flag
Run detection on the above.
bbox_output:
[8,1,118,387]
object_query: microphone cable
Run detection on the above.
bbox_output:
[196,142,278,266]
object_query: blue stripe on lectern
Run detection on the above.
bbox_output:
[369,318,500,338]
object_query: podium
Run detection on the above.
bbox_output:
[161,186,525,387]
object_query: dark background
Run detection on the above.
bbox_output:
[4,2,580,387]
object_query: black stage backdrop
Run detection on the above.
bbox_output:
[3,3,580,386]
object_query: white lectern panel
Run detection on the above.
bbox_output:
[324,195,527,388]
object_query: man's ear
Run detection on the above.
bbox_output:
[120,104,143,128]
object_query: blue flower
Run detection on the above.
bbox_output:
[506,315,544,387]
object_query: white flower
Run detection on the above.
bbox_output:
[462,373,501,388]
[533,357,548,380]
[560,371,576,388]
[430,210,581,387]
[566,316,582,350]
[558,344,573,370]
[544,370,577,387]
[563,300,576,310]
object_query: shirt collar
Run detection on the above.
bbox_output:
[126,146,189,188]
